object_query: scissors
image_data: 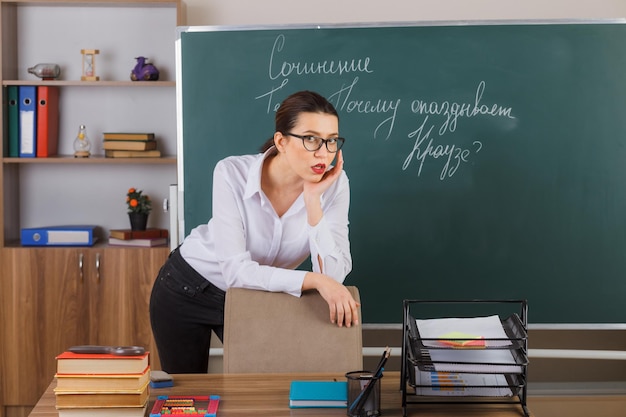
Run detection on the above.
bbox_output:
[68,345,145,356]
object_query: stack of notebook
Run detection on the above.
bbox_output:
[108,228,168,247]
[103,132,161,158]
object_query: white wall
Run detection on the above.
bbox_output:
[183,0,626,26]
[15,5,177,233]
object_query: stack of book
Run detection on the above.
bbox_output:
[54,350,150,417]
[103,132,161,158]
[108,228,169,247]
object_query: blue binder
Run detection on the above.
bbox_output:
[21,225,98,246]
[18,85,37,158]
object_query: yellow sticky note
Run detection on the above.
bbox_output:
[438,331,485,348]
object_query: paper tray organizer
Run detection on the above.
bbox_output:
[400,299,530,417]
[407,313,528,374]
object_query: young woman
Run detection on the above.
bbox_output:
[149,90,358,373]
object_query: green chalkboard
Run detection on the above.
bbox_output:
[178,21,626,324]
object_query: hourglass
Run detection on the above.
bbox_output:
[81,49,100,81]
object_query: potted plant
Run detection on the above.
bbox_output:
[126,187,152,230]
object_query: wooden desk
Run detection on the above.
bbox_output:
[29,372,531,417]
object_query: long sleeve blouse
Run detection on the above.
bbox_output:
[179,150,352,297]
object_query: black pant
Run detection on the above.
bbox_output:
[149,247,226,373]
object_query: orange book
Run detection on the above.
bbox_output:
[36,86,60,157]
[56,351,150,375]
[54,382,149,407]
[55,366,150,391]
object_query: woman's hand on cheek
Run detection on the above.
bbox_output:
[303,150,344,199]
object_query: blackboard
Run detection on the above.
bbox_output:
[177,21,626,324]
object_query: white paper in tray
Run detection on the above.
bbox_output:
[416,315,512,348]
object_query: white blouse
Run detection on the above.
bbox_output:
[180,150,352,297]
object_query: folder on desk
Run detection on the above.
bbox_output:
[7,85,20,157]
[18,85,37,158]
[36,86,60,157]
[21,225,99,246]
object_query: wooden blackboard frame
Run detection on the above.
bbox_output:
[176,19,626,325]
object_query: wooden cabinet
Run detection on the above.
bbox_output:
[88,247,166,355]
[0,246,168,415]
[0,247,88,408]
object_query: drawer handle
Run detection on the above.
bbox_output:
[78,252,84,281]
[95,252,101,282]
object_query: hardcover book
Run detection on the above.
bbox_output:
[289,381,347,408]
[54,382,149,408]
[55,367,150,392]
[105,150,161,158]
[102,132,155,141]
[103,140,157,151]
[57,404,147,417]
[109,228,168,240]
[108,237,167,247]
[56,351,150,375]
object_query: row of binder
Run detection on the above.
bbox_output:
[5,85,59,158]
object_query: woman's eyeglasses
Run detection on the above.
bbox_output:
[284,133,345,153]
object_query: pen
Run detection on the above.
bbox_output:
[348,347,391,414]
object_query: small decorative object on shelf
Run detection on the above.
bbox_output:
[73,125,91,158]
[127,187,152,231]
[130,56,159,81]
[80,49,100,81]
[27,63,61,80]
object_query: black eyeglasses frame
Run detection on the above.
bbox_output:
[284,132,345,153]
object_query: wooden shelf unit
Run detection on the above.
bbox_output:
[0,1,183,416]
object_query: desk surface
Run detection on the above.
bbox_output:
[29,372,531,417]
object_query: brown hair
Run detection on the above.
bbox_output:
[260,90,339,153]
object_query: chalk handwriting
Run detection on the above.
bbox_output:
[328,77,401,140]
[411,81,515,136]
[256,34,516,180]
[268,34,373,80]
[255,79,290,113]
[403,116,484,180]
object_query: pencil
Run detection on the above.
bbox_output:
[348,347,391,414]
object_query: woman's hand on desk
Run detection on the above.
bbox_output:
[303,272,360,328]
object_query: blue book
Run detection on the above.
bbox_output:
[289,380,347,408]
[18,85,37,158]
[21,225,98,246]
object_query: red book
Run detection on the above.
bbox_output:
[56,351,149,375]
[36,86,60,157]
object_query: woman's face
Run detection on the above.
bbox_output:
[276,112,340,183]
